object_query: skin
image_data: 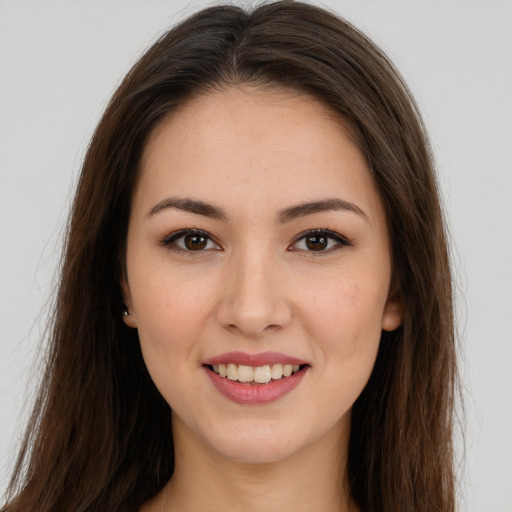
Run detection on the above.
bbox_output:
[122,86,402,512]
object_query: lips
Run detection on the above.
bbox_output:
[204,351,306,367]
[203,351,309,404]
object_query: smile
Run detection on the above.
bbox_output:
[209,363,304,384]
[203,353,309,404]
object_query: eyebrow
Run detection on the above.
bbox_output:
[276,198,367,223]
[146,197,228,220]
[146,196,367,223]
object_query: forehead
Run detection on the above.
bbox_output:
[142,86,352,158]
[134,86,382,222]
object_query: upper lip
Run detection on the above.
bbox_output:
[203,351,308,367]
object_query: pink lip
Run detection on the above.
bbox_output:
[204,366,308,404]
[203,351,307,367]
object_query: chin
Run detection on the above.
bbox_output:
[196,415,322,465]
[212,433,301,465]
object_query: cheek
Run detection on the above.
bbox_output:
[298,273,387,358]
[306,274,386,326]
[131,269,217,380]
[132,275,214,408]
[134,265,211,331]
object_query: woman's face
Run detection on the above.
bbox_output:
[123,86,402,464]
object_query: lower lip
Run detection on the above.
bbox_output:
[204,366,308,404]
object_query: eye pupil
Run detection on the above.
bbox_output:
[306,235,328,251]
[185,234,208,250]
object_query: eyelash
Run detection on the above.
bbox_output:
[290,228,351,254]
[160,228,350,255]
[161,229,221,255]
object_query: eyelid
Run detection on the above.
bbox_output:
[161,228,221,252]
[289,228,350,252]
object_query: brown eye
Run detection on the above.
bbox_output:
[291,229,350,253]
[305,235,328,251]
[184,234,208,250]
[163,229,220,252]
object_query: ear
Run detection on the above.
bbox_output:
[120,275,138,329]
[381,280,403,332]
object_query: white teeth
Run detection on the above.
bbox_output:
[237,365,254,382]
[271,363,283,380]
[211,362,303,383]
[227,364,238,380]
[253,365,272,384]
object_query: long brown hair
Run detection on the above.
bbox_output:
[3,2,458,511]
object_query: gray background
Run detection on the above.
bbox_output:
[1,1,511,510]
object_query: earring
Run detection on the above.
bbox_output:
[122,310,131,317]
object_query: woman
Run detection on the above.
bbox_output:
[2,1,458,511]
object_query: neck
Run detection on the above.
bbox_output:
[144,415,356,512]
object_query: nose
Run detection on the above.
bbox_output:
[215,249,292,338]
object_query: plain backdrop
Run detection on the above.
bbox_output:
[1,1,511,510]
